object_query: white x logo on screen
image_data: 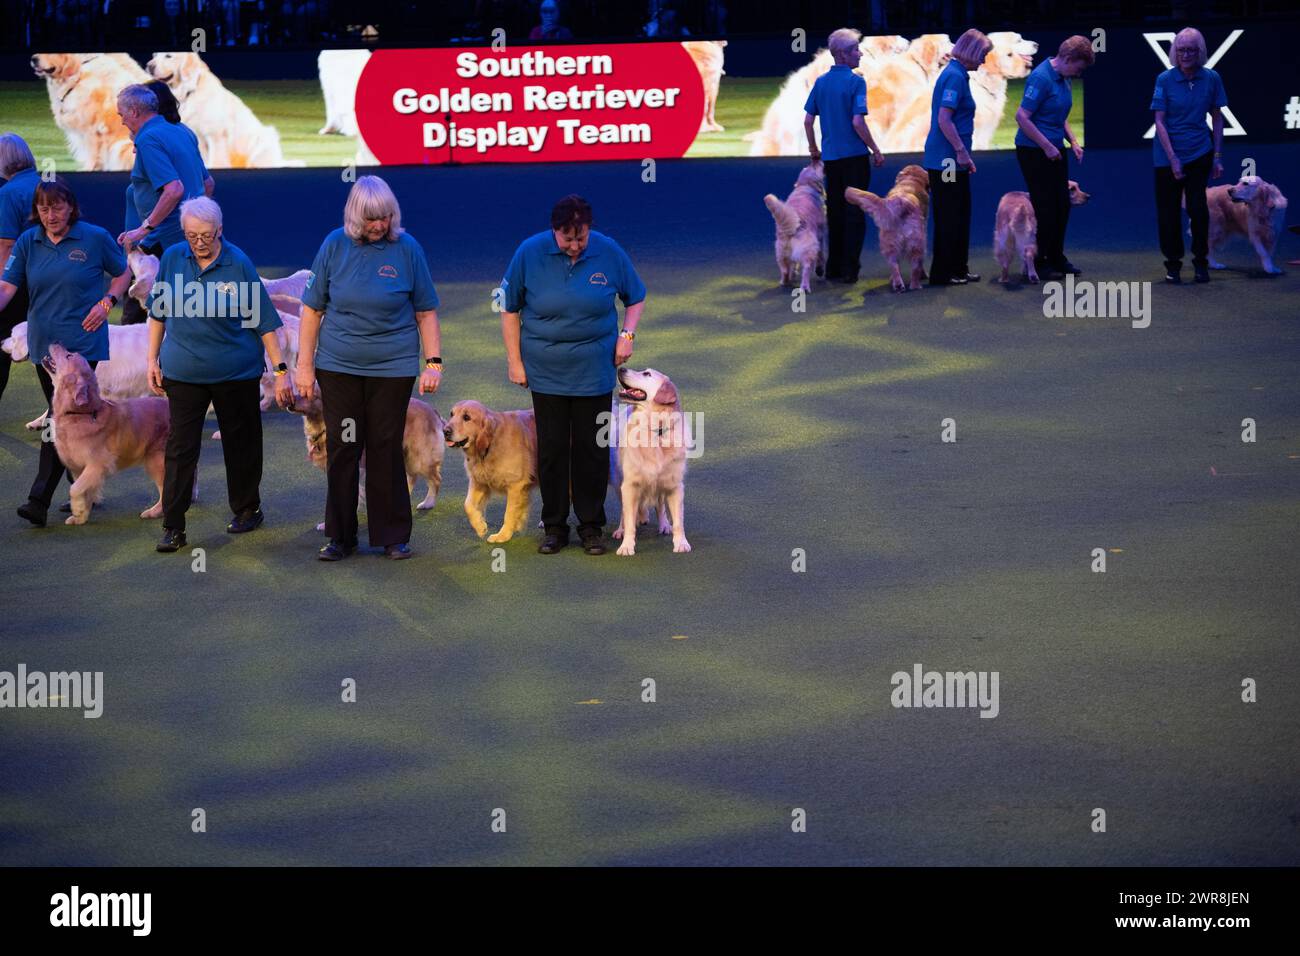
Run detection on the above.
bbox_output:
[1143,30,1246,138]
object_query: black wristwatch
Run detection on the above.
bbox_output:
[273,362,288,376]
[425,356,442,370]
[106,293,119,306]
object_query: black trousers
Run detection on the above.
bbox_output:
[1154,149,1214,273]
[0,284,28,406]
[119,242,161,325]
[531,390,611,538]
[823,154,872,279]
[161,376,262,531]
[1016,145,1071,268]
[928,167,972,283]
[317,368,414,548]
[28,359,97,507]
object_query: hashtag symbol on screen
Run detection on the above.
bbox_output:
[1286,96,1300,130]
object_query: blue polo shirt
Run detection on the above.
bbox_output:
[148,238,281,384]
[1015,58,1072,149]
[301,227,439,378]
[803,64,870,162]
[128,115,208,250]
[1150,67,1227,167]
[923,60,977,170]
[0,167,39,240]
[500,230,646,397]
[2,221,124,364]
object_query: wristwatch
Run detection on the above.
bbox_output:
[425,356,442,370]
[619,330,635,341]
[273,363,288,376]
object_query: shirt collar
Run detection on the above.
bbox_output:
[5,167,37,185]
[1173,66,1203,84]
[139,114,166,136]
[546,231,600,261]
[182,239,232,271]
[36,221,84,244]
[1045,59,1061,82]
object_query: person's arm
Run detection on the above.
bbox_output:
[203,175,215,197]
[295,305,322,399]
[1153,111,1181,178]
[0,237,13,268]
[0,279,16,313]
[851,114,884,166]
[1064,120,1083,163]
[120,180,184,248]
[82,265,131,332]
[1015,107,1059,157]
[416,308,442,395]
[1210,108,1224,179]
[804,112,820,160]
[616,300,644,365]
[502,311,526,388]
[147,317,166,394]
[938,107,976,174]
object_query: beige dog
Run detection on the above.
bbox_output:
[764,161,827,292]
[147,52,295,167]
[869,34,952,146]
[443,401,538,543]
[289,387,445,531]
[44,343,169,524]
[32,53,149,170]
[993,182,1090,284]
[1201,177,1289,275]
[612,367,691,556]
[682,41,727,133]
[971,32,1037,150]
[844,165,931,291]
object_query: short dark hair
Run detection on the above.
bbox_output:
[550,194,592,232]
[146,80,182,124]
[32,177,80,226]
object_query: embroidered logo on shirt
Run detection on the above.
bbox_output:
[943,89,958,103]
[588,272,609,286]
[67,248,87,263]
[305,271,315,289]
[378,264,398,278]
[214,281,239,298]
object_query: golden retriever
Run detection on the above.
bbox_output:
[317,49,371,136]
[442,401,538,543]
[612,367,690,555]
[993,182,1090,284]
[147,52,296,168]
[31,53,149,170]
[288,386,445,531]
[869,34,952,146]
[44,343,169,524]
[764,161,827,292]
[844,164,931,291]
[1200,176,1289,275]
[682,40,727,133]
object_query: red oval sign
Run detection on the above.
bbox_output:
[355,43,705,165]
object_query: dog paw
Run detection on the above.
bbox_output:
[416,500,436,510]
[140,506,163,519]
[616,541,636,556]
[673,537,692,553]
[612,526,625,539]
[64,514,86,525]
[316,521,326,532]
[486,531,512,543]
[657,522,672,535]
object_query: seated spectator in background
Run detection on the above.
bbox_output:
[530,0,573,40]
[645,3,690,37]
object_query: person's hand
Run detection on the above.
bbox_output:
[1211,157,1224,180]
[418,366,441,394]
[82,299,109,332]
[117,226,149,249]
[1171,157,1184,180]
[273,371,296,408]
[1043,143,1061,161]
[871,147,885,168]
[148,359,165,396]
[507,359,528,388]
[809,145,821,162]
[294,364,315,402]
[615,335,634,365]
[956,149,976,174]
[1071,142,1084,163]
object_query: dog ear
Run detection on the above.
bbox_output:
[652,379,678,407]
[474,412,496,457]
[1267,186,1288,211]
[74,381,91,408]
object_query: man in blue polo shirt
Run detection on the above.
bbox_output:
[1151,27,1229,283]
[146,196,290,553]
[116,84,207,259]
[0,132,40,405]
[804,27,885,284]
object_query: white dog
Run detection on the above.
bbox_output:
[317,49,372,137]
[31,53,149,170]
[613,367,691,556]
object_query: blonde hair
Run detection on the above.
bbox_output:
[179,196,222,230]
[1172,28,1208,68]
[343,175,403,242]
[827,28,862,59]
[1057,35,1096,66]
[951,28,991,67]
[0,132,35,179]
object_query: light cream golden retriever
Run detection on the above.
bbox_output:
[44,343,169,524]
[844,164,931,291]
[147,51,296,167]
[682,40,727,132]
[442,400,538,543]
[993,182,1090,284]
[289,386,445,531]
[31,53,149,170]
[612,367,690,555]
[317,48,371,136]
[1200,176,1289,275]
[764,161,827,292]
[868,34,952,146]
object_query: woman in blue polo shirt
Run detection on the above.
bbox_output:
[295,176,443,561]
[146,196,291,553]
[1151,27,1229,284]
[500,194,646,556]
[923,28,992,286]
[0,132,39,406]
[0,177,130,527]
[1015,36,1094,280]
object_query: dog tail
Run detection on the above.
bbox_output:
[844,187,887,224]
[764,194,799,234]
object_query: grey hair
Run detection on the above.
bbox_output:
[117,84,159,116]
[1172,28,1208,67]
[827,28,862,58]
[0,132,36,179]
[179,196,222,231]
[343,175,404,242]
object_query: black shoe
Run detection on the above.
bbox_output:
[1165,271,1182,284]
[961,272,981,283]
[1056,260,1082,276]
[538,534,569,554]
[929,276,967,286]
[318,539,356,561]
[834,273,859,284]
[580,534,607,555]
[1194,266,1210,283]
[17,500,47,527]
[227,508,264,534]
[156,527,187,553]
[384,543,412,560]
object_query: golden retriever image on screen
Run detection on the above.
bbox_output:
[31,52,150,170]
[442,401,539,544]
[844,164,931,291]
[764,160,827,292]
[1198,177,1290,275]
[681,40,727,133]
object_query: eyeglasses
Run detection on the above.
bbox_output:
[185,231,217,244]
[1175,48,1199,57]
